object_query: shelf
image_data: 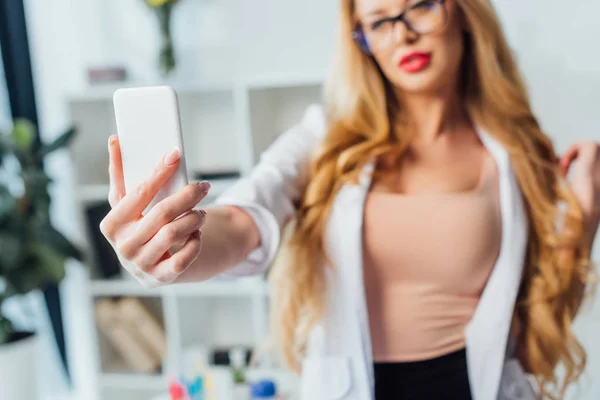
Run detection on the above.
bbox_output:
[66,74,324,104]
[68,63,320,400]
[99,359,166,389]
[150,367,299,400]
[100,372,166,390]
[248,83,323,163]
[165,278,269,297]
[77,184,109,203]
[241,72,324,90]
[67,80,234,103]
[91,278,162,297]
[104,367,299,398]
[203,177,238,198]
[77,177,238,203]
[91,277,268,298]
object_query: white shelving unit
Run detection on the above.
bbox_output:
[67,75,324,400]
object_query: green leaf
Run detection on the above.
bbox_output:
[32,245,66,283]
[29,243,66,282]
[31,245,65,283]
[33,224,82,261]
[21,168,52,220]
[11,119,36,152]
[5,264,45,295]
[0,280,18,300]
[37,126,77,158]
[0,206,27,242]
[0,314,15,345]
[0,185,17,221]
[22,168,51,187]
[0,135,11,168]
[7,244,67,292]
[0,119,78,308]
[0,233,25,271]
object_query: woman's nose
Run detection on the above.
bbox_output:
[392,20,419,46]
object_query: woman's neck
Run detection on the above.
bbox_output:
[396,89,469,145]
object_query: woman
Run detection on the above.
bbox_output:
[100,0,600,399]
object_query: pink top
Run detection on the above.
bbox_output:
[363,155,501,362]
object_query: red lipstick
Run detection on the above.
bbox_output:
[398,52,431,73]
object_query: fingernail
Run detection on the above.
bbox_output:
[108,135,117,148]
[163,147,181,166]
[198,181,211,194]
[199,209,207,216]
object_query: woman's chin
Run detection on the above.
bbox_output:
[389,70,452,96]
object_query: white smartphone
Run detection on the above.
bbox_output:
[113,86,188,214]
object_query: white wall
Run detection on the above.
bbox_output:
[64,0,337,86]
[21,0,600,398]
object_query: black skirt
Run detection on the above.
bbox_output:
[374,348,473,400]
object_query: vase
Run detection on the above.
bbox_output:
[156,5,176,77]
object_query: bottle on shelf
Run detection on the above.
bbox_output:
[169,380,187,400]
[250,380,277,400]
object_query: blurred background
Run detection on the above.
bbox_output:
[0,0,598,399]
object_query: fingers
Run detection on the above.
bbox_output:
[559,144,580,177]
[560,141,600,178]
[132,182,211,245]
[154,230,202,282]
[133,210,206,270]
[106,147,182,228]
[108,135,126,207]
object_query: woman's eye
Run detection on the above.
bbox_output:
[370,20,386,31]
[412,0,436,10]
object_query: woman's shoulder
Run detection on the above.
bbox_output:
[299,103,327,140]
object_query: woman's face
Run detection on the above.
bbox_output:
[354,0,466,96]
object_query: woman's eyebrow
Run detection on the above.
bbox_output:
[363,1,411,20]
[367,8,386,18]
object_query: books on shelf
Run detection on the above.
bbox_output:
[118,297,168,359]
[95,298,167,374]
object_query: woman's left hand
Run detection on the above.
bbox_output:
[559,141,600,246]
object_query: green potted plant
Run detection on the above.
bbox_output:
[0,119,82,400]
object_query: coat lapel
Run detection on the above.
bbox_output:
[325,162,376,397]
[465,129,529,400]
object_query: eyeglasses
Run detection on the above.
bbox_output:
[352,0,447,54]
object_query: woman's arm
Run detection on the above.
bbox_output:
[100,104,326,287]
[197,104,327,279]
[175,104,327,282]
[560,141,600,250]
[174,205,260,282]
[558,141,600,314]
[583,211,599,252]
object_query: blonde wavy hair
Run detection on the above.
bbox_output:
[269,0,593,398]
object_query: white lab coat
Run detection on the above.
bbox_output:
[215,105,538,400]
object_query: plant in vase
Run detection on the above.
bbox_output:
[145,0,181,77]
[0,120,82,399]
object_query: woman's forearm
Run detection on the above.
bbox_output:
[584,211,599,252]
[558,211,598,317]
[175,205,260,283]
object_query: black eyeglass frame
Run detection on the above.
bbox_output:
[352,0,447,54]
